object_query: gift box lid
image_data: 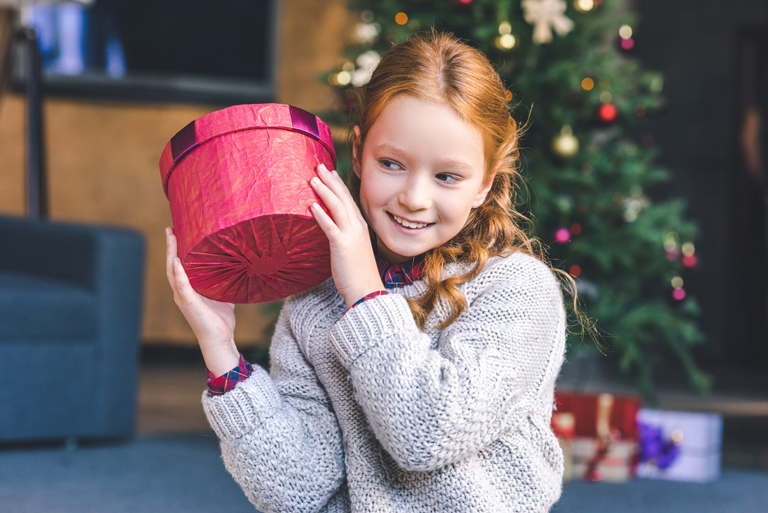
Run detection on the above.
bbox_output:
[159,103,336,198]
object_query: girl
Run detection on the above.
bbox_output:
[166,31,567,512]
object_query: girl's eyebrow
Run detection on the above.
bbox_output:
[372,144,474,172]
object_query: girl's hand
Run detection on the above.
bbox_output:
[310,164,385,307]
[165,227,240,376]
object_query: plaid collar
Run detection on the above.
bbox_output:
[376,254,425,288]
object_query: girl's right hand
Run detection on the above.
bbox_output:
[165,227,240,376]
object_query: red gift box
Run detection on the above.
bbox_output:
[159,104,336,303]
[553,391,641,482]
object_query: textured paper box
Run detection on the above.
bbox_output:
[159,104,336,303]
[636,409,723,483]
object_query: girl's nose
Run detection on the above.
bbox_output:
[398,175,432,211]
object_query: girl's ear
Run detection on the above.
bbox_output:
[472,173,496,208]
[352,126,362,179]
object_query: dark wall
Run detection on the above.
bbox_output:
[633,0,768,363]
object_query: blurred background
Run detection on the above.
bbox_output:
[0,0,767,511]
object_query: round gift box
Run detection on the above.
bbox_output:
[159,104,335,303]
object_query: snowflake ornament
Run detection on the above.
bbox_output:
[521,0,574,44]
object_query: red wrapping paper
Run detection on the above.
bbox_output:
[159,104,335,303]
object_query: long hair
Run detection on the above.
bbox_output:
[349,31,580,330]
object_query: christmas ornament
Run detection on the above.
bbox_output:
[597,103,618,123]
[681,242,697,268]
[552,125,579,158]
[522,0,574,44]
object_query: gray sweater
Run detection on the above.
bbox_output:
[202,251,567,512]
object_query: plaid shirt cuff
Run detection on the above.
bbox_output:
[343,290,388,316]
[206,353,254,396]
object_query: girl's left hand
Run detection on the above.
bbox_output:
[310,163,384,308]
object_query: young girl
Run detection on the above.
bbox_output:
[166,32,566,512]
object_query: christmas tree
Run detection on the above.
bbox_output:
[322,0,709,399]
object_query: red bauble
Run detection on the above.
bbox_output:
[598,103,618,123]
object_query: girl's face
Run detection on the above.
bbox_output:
[354,95,494,264]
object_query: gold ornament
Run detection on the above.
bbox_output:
[552,125,579,158]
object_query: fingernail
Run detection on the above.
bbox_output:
[310,177,320,186]
[173,257,181,265]
[318,163,328,173]
[332,170,340,178]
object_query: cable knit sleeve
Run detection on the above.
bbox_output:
[328,253,566,472]
[201,300,346,513]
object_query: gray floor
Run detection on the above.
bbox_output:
[1,434,767,512]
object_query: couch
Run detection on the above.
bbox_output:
[0,215,145,443]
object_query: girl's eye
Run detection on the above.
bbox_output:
[379,159,403,171]
[436,173,459,184]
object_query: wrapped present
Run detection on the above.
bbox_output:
[159,104,336,303]
[553,391,641,482]
[636,409,722,482]
[551,412,575,482]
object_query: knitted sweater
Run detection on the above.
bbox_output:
[202,251,567,513]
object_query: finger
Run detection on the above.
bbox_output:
[165,227,179,289]
[310,202,341,240]
[317,164,359,219]
[310,175,350,229]
[171,256,201,310]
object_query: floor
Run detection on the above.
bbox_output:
[1,356,766,512]
[137,354,768,471]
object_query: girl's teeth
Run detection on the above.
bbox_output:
[393,215,428,229]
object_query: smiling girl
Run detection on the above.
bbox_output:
[166,31,567,512]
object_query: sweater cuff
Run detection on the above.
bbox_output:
[329,293,416,369]
[201,364,282,441]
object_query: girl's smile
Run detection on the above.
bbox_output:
[354,95,494,264]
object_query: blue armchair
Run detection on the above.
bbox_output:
[0,215,145,443]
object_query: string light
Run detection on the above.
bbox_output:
[336,71,351,86]
[581,77,595,90]
[619,25,633,39]
[569,264,582,277]
[395,12,408,25]
[574,0,595,12]
[499,21,512,34]
[495,34,517,49]
[570,223,582,235]
[599,91,613,104]
[634,104,647,117]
